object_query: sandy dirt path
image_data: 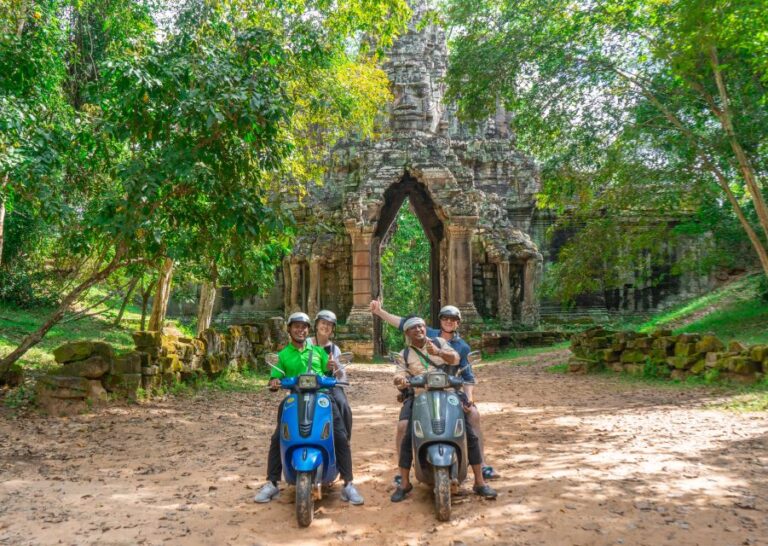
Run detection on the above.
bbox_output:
[2,350,768,546]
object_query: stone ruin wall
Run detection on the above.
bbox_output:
[570,327,768,384]
[36,320,288,416]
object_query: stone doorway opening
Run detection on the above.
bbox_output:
[371,175,444,355]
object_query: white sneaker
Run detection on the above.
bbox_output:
[340,482,364,505]
[253,482,280,503]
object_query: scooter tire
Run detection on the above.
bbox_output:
[296,471,314,527]
[434,466,451,522]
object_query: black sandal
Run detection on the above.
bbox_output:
[390,483,413,502]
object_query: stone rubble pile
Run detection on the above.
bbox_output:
[569,327,767,383]
[37,318,287,416]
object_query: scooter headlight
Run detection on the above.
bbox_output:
[453,419,464,438]
[298,374,318,389]
[413,420,424,438]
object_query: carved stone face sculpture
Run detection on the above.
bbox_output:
[386,24,446,134]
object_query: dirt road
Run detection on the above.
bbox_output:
[2,350,767,545]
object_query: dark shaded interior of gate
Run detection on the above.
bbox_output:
[371,175,444,354]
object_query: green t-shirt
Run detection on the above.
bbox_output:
[271,342,329,379]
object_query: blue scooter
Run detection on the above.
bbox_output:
[266,353,350,527]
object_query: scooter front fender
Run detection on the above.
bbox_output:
[291,447,324,473]
[426,443,457,467]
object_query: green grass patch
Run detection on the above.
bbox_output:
[601,273,768,345]
[545,363,569,374]
[0,288,194,374]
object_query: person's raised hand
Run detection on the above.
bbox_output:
[425,339,439,355]
[369,300,381,315]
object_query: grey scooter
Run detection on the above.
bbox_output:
[391,353,471,521]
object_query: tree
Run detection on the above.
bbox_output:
[0,0,410,380]
[443,0,768,301]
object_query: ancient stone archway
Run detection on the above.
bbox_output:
[370,174,444,354]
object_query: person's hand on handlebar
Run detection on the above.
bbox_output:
[394,376,410,390]
[268,378,281,392]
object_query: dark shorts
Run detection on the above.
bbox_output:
[398,396,413,421]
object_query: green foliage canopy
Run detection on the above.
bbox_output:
[444,0,768,302]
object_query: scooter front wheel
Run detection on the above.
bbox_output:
[433,466,451,521]
[296,471,314,527]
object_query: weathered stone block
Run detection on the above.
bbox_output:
[598,349,620,363]
[695,335,725,353]
[132,331,161,349]
[728,340,748,353]
[666,355,699,369]
[624,363,644,376]
[690,359,706,374]
[749,345,768,362]
[629,337,652,350]
[60,356,110,379]
[87,380,108,402]
[158,354,181,373]
[102,373,142,399]
[674,343,698,357]
[36,375,90,399]
[621,351,647,364]
[676,333,701,344]
[112,352,142,374]
[141,365,160,376]
[725,357,759,375]
[53,341,114,364]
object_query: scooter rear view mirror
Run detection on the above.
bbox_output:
[265,353,285,376]
[467,350,482,366]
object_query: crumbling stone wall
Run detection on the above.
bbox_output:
[569,327,767,383]
[37,319,288,416]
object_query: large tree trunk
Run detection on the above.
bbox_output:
[0,174,7,267]
[139,277,153,331]
[113,275,140,327]
[196,281,217,336]
[0,253,125,382]
[148,258,173,332]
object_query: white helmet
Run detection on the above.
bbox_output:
[315,309,337,325]
[287,312,311,326]
[438,305,462,321]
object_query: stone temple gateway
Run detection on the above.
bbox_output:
[282,2,543,357]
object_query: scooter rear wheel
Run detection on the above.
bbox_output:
[296,471,314,527]
[433,466,451,521]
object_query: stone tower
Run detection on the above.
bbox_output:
[283,1,543,356]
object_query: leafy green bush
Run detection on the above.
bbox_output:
[0,269,58,308]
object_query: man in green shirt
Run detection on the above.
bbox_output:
[253,312,363,505]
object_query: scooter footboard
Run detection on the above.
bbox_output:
[426,443,457,467]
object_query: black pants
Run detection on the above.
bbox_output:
[330,387,353,441]
[398,397,482,470]
[266,393,353,483]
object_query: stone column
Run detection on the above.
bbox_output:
[289,259,301,314]
[344,220,375,338]
[521,255,542,326]
[446,216,479,321]
[282,257,291,314]
[307,257,320,318]
[497,260,512,323]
